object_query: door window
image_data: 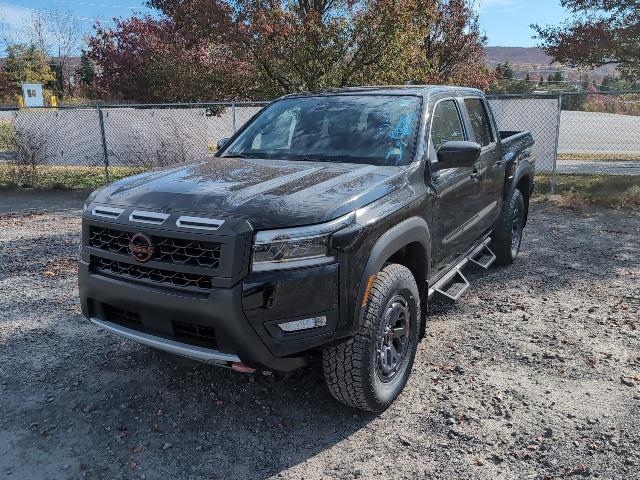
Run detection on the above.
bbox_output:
[429,99,465,161]
[464,98,494,147]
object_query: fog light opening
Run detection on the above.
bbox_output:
[278,316,327,332]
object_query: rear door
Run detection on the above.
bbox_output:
[462,97,503,234]
[428,97,483,276]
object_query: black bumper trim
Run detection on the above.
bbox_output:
[79,261,306,372]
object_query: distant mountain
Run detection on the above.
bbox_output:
[484,46,618,83]
[485,47,555,66]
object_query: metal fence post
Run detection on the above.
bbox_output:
[550,93,563,194]
[97,105,110,184]
[232,102,237,133]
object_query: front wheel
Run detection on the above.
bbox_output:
[492,188,526,265]
[322,264,421,412]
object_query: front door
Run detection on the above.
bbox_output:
[427,98,483,277]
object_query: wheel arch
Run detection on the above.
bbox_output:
[353,216,431,332]
[506,161,533,226]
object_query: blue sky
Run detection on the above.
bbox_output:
[478,0,572,47]
[1,0,572,48]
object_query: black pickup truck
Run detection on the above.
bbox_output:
[79,86,534,411]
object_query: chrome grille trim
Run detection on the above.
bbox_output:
[92,206,124,219]
[129,210,170,225]
[176,215,225,231]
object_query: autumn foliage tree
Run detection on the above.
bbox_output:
[86,0,495,100]
[533,0,640,81]
[87,16,253,102]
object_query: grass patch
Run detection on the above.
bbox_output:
[535,173,640,209]
[558,152,640,162]
[0,165,142,190]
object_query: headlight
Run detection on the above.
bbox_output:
[252,213,354,271]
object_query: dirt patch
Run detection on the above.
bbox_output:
[0,200,638,479]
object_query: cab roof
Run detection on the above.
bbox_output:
[284,85,484,98]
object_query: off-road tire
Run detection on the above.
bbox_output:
[492,188,526,265]
[322,264,421,411]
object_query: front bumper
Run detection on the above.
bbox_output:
[89,317,242,366]
[79,260,340,372]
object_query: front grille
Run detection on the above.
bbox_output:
[173,321,218,349]
[89,226,222,269]
[91,256,213,291]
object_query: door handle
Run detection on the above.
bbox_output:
[470,168,481,181]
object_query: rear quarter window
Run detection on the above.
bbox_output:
[464,98,494,147]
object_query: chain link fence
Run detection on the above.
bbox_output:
[557,91,640,176]
[487,93,561,174]
[1,93,638,191]
[0,102,268,189]
[488,91,640,179]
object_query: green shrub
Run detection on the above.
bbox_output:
[0,120,16,151]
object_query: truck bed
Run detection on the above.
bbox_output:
[499,130,535,164]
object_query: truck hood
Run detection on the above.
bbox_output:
[96,157,408,229]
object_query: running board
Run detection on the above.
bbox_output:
[468,242,496,270]
[431,270,470,303]
[427,237,492,303]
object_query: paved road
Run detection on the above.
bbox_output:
[559,110,640,155]
[0,190,89,214]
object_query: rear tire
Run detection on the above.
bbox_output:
[492,188,526,265]
[322,264,420,412]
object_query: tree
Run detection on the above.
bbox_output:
[495,62,515,79]
[0,70,20,102]
[490,61,533,93]
[533,0,640,81]
[5,44,56,86]
[77,52,97,86]
[412,0,495,90]
[88,0,494,99]
[87,16,252,101]
[22,10,83,94]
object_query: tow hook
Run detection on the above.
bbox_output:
[231,362,256,374]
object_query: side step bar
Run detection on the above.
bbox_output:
[431,269,469,302]
[468,242,496,270]
[428,238,495,303]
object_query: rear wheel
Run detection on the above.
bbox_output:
[492,188,526,265]
[322,264,420,411]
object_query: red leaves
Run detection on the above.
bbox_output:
[86,0,497,100]
[533,1,640,81]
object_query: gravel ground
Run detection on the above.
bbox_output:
[1,196,639,480]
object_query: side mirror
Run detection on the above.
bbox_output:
[435,141,481,170]
[216,137,230,151]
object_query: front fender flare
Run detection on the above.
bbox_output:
[352,216,431,330]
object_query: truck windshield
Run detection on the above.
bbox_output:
[220,95,422,166]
